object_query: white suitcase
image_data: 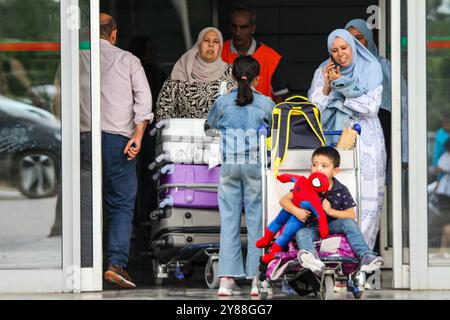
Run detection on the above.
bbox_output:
[151,118,221,165]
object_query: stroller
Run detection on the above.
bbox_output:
[256,123,367,300]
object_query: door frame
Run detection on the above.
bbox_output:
[407,0,450,290]
[390,0,410,289]
[0,0,103,293]
[0,0,81,293]
[80,0,103,292]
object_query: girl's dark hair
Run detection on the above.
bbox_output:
[232,55,260,107]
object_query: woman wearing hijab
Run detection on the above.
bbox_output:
[345,18,409,177]
[156,27,236,120]
[308,29,386,250]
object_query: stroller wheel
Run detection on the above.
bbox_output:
[256,269,271,300]
[352,287,364,299]
[153,277,163,286]
[320,275,335,300]
[152,259,166,286]
[205,260,220,289]
[258,279,270,300]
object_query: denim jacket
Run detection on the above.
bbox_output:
[207,88,275,164]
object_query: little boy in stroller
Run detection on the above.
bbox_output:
[258,147,384,299]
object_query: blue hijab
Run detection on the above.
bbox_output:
[318,29,383,137]
[344,19,379,57]
[345,19,393,112]
[326,29,383,92]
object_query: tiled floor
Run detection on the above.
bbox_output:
[2,282,450,300]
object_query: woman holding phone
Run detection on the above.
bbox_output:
[307,29,385,251]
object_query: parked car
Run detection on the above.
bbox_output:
[0,94,61,198]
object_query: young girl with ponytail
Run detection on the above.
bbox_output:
[207,55,275,296]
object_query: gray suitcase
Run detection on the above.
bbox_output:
[150,207,246,243]
[151,232,248,264]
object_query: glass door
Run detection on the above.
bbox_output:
[409,0,450,289]
[0,0,101,293]
[0,0,66,292]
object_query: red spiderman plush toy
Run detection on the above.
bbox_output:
[256,172,330,264]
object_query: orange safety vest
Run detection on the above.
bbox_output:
[222,40,281,98]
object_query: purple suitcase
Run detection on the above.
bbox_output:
[158,164,220,209]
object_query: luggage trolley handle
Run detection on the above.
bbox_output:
[323,123,362,136]
[258,124,269,252]
[324,123,362,229]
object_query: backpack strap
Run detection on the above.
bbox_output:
[272,104,292,176]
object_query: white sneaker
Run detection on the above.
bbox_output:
[250,277,259,296]
[218,277,242,296]
[298,250,325,273]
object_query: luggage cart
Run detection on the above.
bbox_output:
[257,124,366,300]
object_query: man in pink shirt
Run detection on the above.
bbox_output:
[100,13,153,289]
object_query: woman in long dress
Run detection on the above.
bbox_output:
[308,29,386,250]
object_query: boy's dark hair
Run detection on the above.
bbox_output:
[312,146,341,168]
[230,6,256,25]
[445,138,450,152]
[232,55,260,107]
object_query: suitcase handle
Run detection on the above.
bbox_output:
[152,164,176,180]
[159,195,174,208]
[149,119,168,136]
[157,183,218,191]
[149,208,164,221]
[148,152,170,171]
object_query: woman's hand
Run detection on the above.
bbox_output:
[322,60,335,96]
[328,65,341,81]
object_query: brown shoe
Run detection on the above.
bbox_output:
[104,265,136,289]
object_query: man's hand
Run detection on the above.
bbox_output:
[124,121,148,160]
[124,135,142,160]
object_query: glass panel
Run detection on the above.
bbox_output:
[401,0,410,264]
[427,0,450,266]
[79,0,93,268]
[0,0,61,269]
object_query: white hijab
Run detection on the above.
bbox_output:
[170,27,228,83]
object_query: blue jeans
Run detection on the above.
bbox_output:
[218,164,262,278]
[102,132,137,268]
[295,218,371,259]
